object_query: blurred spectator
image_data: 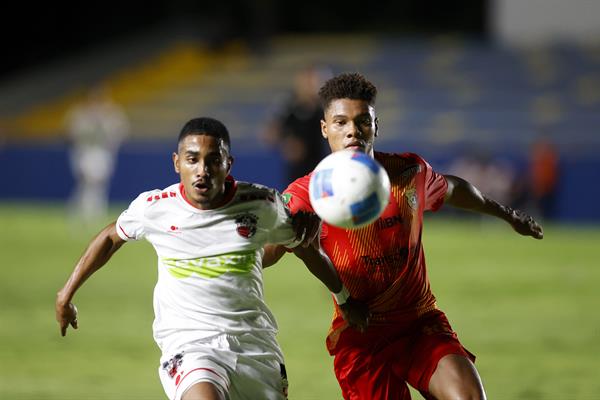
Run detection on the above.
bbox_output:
[262,65,331,185]
[65,84,129,227]
[447,149,517,218]
[529,135,559,221]
[0,123,6,148]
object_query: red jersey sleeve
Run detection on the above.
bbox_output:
[422,158,448,212]
[282,174,314,214]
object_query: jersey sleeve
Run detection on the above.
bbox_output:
[423,159,448,212]
[266,190,302,249]
[282,176,313,214]
[115,191,154,241]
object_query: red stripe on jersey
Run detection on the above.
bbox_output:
[118,224,133,239]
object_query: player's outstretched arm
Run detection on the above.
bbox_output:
[55,222,126,336]
[262,211,321,269]
[291,210,321,248]
[292,244,370,332]
[444,175,543,239]
[262,244,287,269]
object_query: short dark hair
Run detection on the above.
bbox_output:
[318,73,378,111]
[177,117,231,152]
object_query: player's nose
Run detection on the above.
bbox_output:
[345,122,362,138]
[195,160,209,176]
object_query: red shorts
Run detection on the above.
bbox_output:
[332,310,475,400]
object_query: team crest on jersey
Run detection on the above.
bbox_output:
[162,352,184,379]
[405,188,418,210]
[281,193,292,205]
[235,213,258,238]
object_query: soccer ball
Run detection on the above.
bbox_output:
[309,150,391,229]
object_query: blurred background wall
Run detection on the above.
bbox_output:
[0,0,598,223]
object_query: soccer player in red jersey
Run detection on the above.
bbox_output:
[263,73,543,400]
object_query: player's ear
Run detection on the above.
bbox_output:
[226,156,234,174]
[172,152,180,174]
[374,117,379,137]
[321,119,328,139]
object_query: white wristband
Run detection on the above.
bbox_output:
[332,286,350,305]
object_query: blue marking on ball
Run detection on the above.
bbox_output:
[350,191,381,226]
[351,152,380,174]
[311,169,334,198]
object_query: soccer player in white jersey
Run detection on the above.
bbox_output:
[55,117,368,400]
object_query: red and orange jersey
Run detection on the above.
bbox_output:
[283,151,448,353]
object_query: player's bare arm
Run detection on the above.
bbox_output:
[262,242,371,329]
[263,208,321,268]
[444,174,543,239]
[292,243,370,332]
[262,244,286,269]
[55,222,126,336]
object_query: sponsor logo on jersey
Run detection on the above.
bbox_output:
[239,193,275,202]
[240,185,275,202]
[163,251,257,279]
[374,214,403,230]
[399,164,421,180]
[361,248,409,268]
[235,213,258,238]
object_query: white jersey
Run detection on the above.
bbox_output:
[116,178,300,355]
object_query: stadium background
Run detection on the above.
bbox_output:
[1,0,599,222]
[1,1,600,399]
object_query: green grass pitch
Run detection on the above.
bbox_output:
[1,203,599,399]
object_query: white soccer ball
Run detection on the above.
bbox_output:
[309,150,391,229]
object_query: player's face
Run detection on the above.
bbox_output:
[321,98,378,155]
[173,134,233,210]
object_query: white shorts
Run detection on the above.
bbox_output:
[158,333,289,400]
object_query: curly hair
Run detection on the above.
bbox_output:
[318,72,378,110]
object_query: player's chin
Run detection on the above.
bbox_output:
[190,191,212,205]
[192,185,210,196]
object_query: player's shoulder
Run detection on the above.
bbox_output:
[280,173,313,212]
[133,183,180,208]
[284,173,312,195]
[375,151,429,176]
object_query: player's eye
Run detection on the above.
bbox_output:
[206,156,222,166]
